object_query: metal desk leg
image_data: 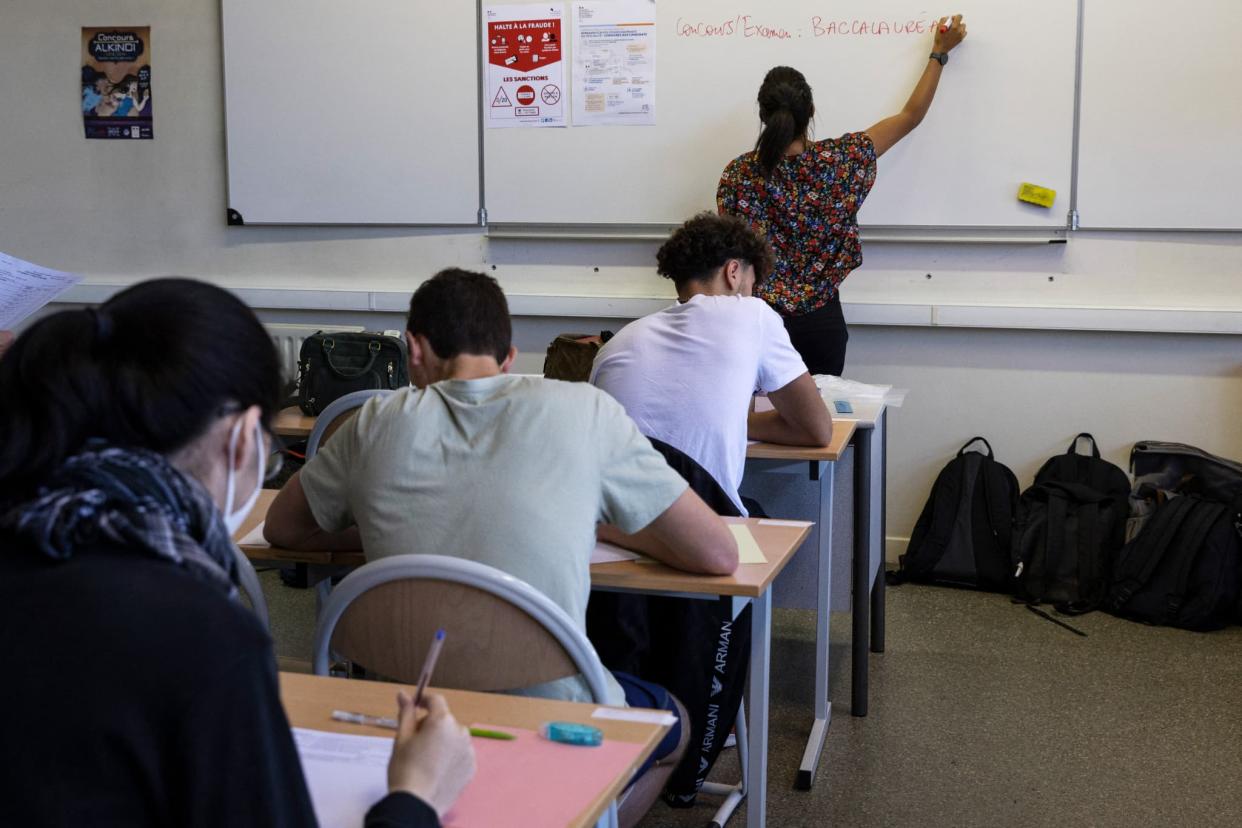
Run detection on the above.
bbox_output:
[745,590,772,828]
[796,460,834,790]
[871,411,887,654]
[851,431,872,718]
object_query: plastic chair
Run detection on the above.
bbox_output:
[232,543,270,630]
[312,554,620,827]
[305,389,394,460]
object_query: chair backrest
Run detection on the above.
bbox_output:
[232,543,270,630]
[305,389,393,459]
[312,555,612,700]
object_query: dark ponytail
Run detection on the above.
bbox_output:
[755,66,814,176]
[0,278,281,501]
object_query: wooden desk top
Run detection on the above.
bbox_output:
[238,492,810,598]
[280,671,666,828]
[744,418,856,462]
[588,517,809,598]
[273,406,317,439]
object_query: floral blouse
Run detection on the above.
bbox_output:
[717,132,877,317]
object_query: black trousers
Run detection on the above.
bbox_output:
[782,295,848,376]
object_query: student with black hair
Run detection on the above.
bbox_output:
[592,212,833,515]
[0,279,474,827]
[718,15,968,376]
[266,267,740,827]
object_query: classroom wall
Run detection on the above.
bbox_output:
[5,0,1242,558]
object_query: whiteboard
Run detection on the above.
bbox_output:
[483,0,1078,228]
[222,0,480,225]
[1078,0,1242,229]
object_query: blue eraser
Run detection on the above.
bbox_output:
[833,399,853,414]
[543,721,603,746]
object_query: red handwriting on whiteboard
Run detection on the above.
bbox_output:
[674,15,792,39]
[811,18,931,36]
[674,15,934,40]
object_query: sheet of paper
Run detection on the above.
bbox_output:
[728,524,767,564]
[294,725,647,828]
[572,1,656,126]
[591,541,641,565]
[484,4,566,128]
[236,521,269,548]
[0,252,81,329]
[758,519,814,528]
[592,707,677,726]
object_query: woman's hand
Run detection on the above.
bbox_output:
[386,691,476,817]
[934,14,968,52]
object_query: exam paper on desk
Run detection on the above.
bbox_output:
[293,725,647,828]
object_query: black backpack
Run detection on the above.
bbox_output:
[1012,434,1130,613]
[897,437,1019,591]
[1106,494,1242,630]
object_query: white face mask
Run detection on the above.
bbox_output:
[223,418,267,535]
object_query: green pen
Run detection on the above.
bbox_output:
[332,710,516,741]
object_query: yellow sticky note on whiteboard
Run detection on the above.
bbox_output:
[1018,182,1057,208]
[729,525,767,564]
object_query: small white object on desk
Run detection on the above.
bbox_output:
[592,707,677,726]
[590,542,641,565]
[237,521,270,548]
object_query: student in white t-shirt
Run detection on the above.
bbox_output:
[590,212,833,514]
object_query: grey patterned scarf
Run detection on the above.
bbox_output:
[0,442,239,599]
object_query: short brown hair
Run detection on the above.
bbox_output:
[656,213,775,289]
[406,268,512,363]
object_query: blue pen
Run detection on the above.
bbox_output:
[413,628,446,708]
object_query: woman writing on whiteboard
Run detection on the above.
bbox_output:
[718,15,968,376]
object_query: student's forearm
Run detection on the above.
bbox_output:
[747,409,830,447]
[264,475,362,550]
[598,492,738,575]
[268,523,362,551]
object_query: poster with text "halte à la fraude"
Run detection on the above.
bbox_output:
[484,5,565,128]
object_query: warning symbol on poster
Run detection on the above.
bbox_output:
[484,4,565,128]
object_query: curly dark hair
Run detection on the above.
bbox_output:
[656,213,775,289]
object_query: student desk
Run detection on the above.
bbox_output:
[280,671,669,828]
[744,403,888,790]
[241,498,809,828]
[274,406,316,439]
[271,400,885,792]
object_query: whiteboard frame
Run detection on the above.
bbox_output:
[480,0,1081,232]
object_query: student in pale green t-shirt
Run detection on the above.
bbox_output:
[265,269,737,826]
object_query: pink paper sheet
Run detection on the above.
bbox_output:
[443,725,646,827]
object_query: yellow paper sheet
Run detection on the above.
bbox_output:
[729,524,766,564]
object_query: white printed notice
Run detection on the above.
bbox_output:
[0,252,81,329]
[484,5,565,128]
[572,1,656,126]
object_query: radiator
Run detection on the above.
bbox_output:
[263,323,364,385]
